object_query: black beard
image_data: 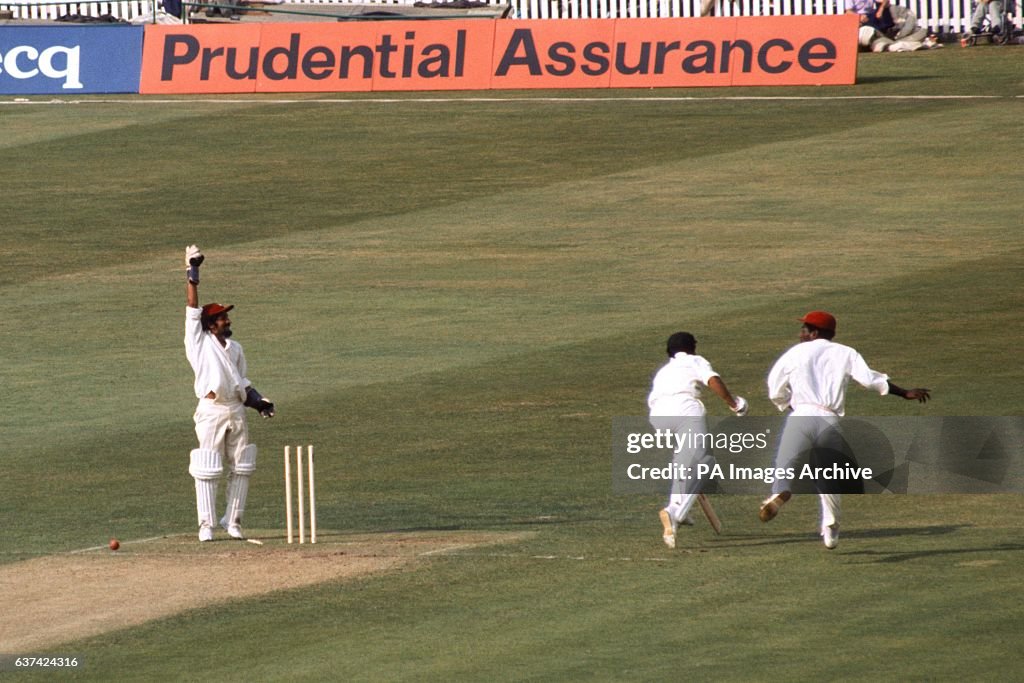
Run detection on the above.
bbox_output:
[222,328,233,338]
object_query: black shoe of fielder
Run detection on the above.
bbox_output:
[759,491,791,522]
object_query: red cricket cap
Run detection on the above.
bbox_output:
[201,303,234,319]
[799,310,836,332]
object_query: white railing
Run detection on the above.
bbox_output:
[532,0,845,18]
[504,0,1020,32]
[0,0,1018,35]
[0,0,149,20]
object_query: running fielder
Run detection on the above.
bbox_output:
[648,332,748,548]
[184,245,275,542]
[760,311,929,549]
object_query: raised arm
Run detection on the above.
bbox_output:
[186,245,204,309]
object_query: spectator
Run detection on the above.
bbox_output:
[967,0,1005,36]
[847,0,895,33]
[861,4,941,51]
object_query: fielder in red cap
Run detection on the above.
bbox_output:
[759,310,930,549]
[184,245,275,543]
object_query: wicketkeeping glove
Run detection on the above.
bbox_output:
[186,244,204,284]
[731,396,749,416]
[245,387,275,418]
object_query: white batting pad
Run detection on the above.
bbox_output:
[195,478,218,528]
[222,477,250,530]
[223,445,257,529]
[234,444,257,476]
[188,448,223,480]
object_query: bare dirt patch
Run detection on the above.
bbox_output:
[0,530,529,651]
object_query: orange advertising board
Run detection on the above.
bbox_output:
[140,16,857,94]
[141,24,263,94]
[493,16,858,89]
[253,21,496,92]
[141,21,495,94]
[490,19,618,90]
[609,18,740,89]
[709,15,858,87]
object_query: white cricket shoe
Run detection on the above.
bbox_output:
[220,517,245,540]
[822,524,839,550]
[198,525,214,542]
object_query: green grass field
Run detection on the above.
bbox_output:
[2,47,1023,681]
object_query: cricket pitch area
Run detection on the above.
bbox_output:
[1,531,532,652]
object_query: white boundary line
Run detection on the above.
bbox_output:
[67,534,187,554]
[418,543,478,557]
[0,95,1016,106]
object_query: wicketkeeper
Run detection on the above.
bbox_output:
[184,245,275,542]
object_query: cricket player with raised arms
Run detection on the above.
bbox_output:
[184,245,275,542]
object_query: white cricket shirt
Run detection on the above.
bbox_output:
[184,307,250,403]
[767,338,889,416]
[647,352,720,417]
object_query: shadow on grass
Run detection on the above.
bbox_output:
[846,524,968,539]
[843,543,1024,563]
[508,518,573,527]
[712,533,829,549]
[839,524,1024,563]
[703,524,973,550]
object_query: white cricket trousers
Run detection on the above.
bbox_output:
[772,408,842,531]
[649,413,714,524]
[192,399,251,529]
[194,398,249,461]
